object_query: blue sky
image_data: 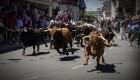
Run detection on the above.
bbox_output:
[84,0,109,11]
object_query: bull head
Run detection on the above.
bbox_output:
[49,28,62,43]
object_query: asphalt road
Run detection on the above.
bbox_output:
[0,30,140,80]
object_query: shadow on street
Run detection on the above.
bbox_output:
[59,55,81,61]
[25,51,50,56]
[87,63,120,74]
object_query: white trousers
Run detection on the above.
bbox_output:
[120,28,127,40]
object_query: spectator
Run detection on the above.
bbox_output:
[35,12,40,22]
[34,6,38,14]
[31,13,36,28]
[94,19,99,29]
[39,16,47,28]
[50,17,55,25]
[78,18,85,25]
[120,17,127,40]
[7,12,17,44]
[45,17,50,27]
[128,21,139,46]
[12,16,23,44]
[25,2,30,11]
[10,2,17,13]
[0,8,5,22]
[0,16,13,43]
[16,16,23,29]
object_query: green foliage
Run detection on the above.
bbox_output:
[84,14,98,19]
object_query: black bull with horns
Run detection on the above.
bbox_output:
[18,28,48,55]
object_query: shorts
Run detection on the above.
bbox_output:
[130,33,138,41]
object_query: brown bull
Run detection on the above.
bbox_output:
[83,31,114,70]
[49,27,74,55]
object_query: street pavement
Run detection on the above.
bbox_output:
[0,28,140,80]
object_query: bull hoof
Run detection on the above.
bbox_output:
[72,52,74,55]
[59,52,63,55]
[95,66,100,70]
[22,52,25,55]
[83,63,88,65]
[66,52,69,55]
[45,45,48,47]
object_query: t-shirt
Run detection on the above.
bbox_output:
[16,19,23,29]
[114,21,118,28]
[0,22,4,27]
[35,13,40,21]
[126,25,131,31]
[39,18,46,27]
[132,24,139,34]
[0,21,5,33]
[8,15,17,28]
[79,21,85,25]
[120,20,125,28]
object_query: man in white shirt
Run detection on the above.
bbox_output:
[49,17,55,25]
[114,20,118,28]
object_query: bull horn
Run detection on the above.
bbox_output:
[72,30,76,32]
[39,28,43,30]
[82,36,89,41]
[44,29,51,32]
[77,26,81,28]
[98,36,105,41]
[24,29,27,32]
[57,28,62,31]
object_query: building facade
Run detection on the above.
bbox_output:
[102,1,111,19]
[111,0,140,19]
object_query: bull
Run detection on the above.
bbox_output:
[102,27,117,44]
[83,31,114,70]
[75,23,97,47]
[48,27,74,55]
[19,28,48,55]
[48,22,76,49]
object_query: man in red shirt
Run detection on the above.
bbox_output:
[7,12,17,44]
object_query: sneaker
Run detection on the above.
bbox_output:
[128,44,132,46]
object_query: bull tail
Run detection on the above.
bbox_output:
[105,42,114,47]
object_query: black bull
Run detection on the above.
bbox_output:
[102,27,117,44]
[19,28,48,55]
[49,27,74,55]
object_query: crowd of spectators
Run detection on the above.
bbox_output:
[100,17,140,48]
[0,0,76,44]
